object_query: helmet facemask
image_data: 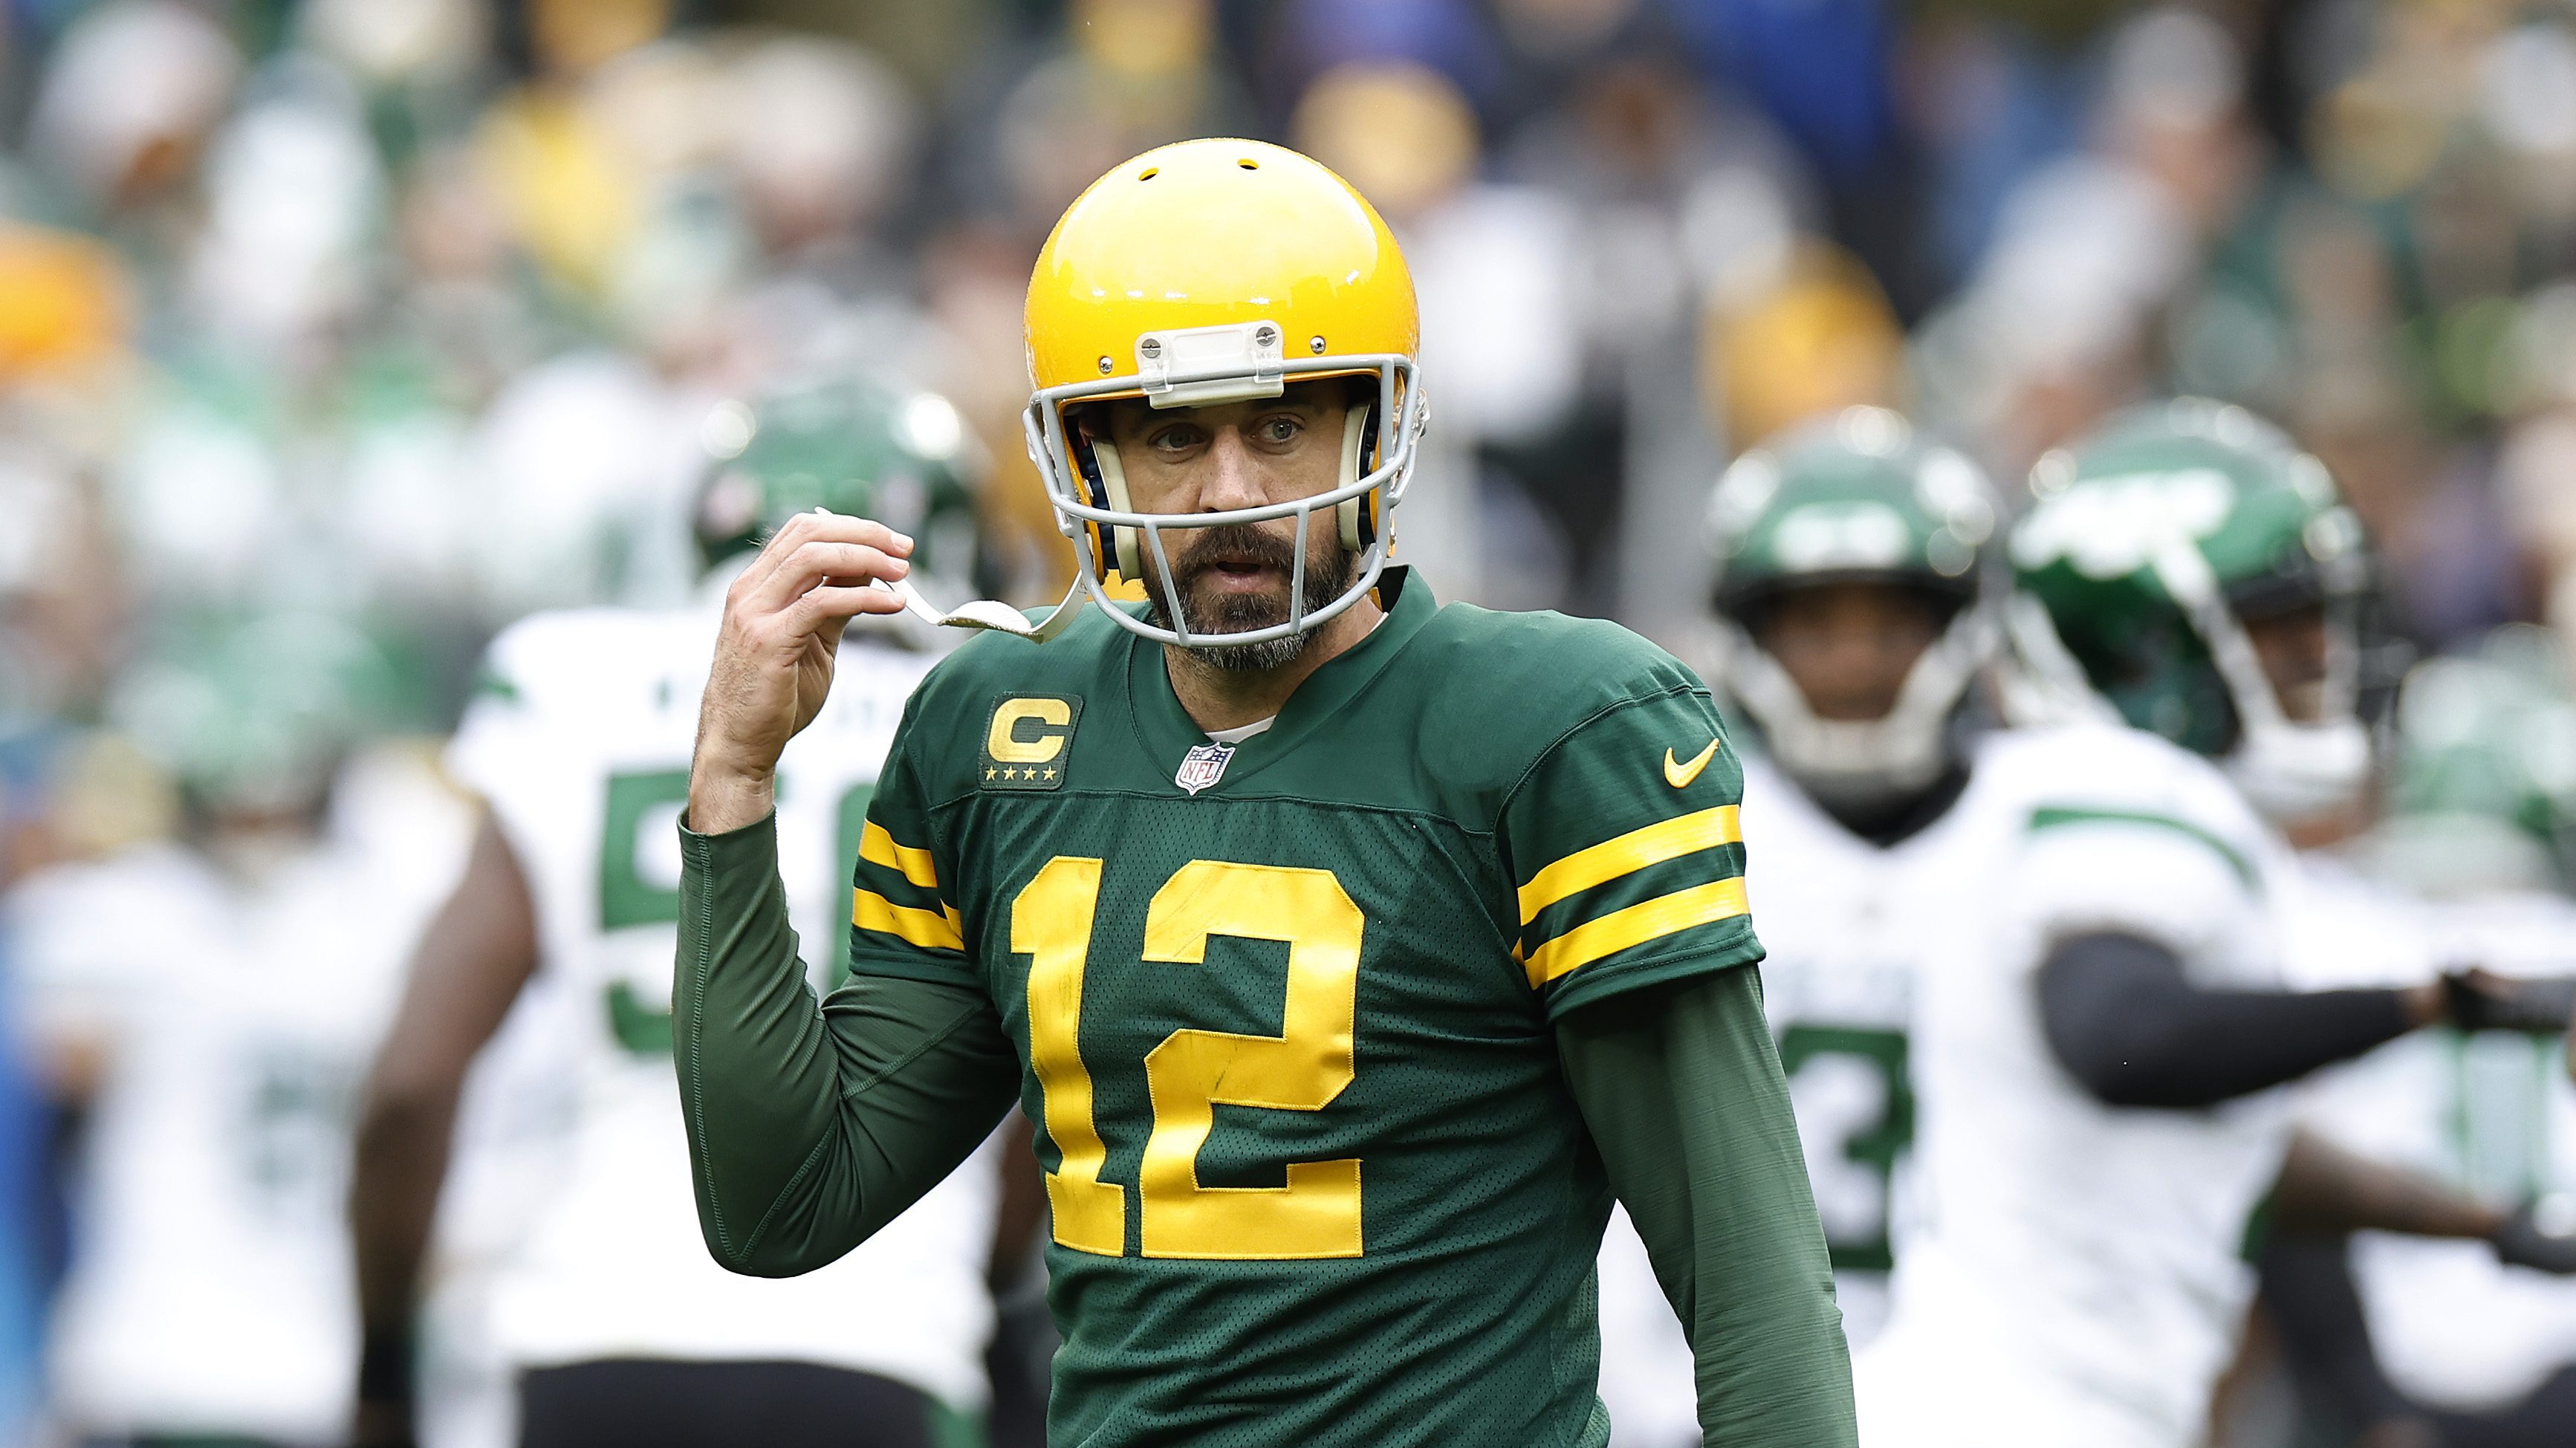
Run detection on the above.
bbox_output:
[1025,338,1424,652]
[1719,583,1997,815]
[2150,535,2371,825]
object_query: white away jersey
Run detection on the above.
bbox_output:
[2279,860,2576,1410]
[7,753,468,1442]
[1831,723,2293,1448]
[446,606,999,1409]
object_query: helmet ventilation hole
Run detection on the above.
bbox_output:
[1138,166,1158,181]
[1238,158,1259,169]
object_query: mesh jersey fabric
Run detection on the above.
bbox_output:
[843,572,1765,1447]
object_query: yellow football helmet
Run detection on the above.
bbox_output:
[1020,137,1425,648]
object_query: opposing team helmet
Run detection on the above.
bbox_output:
[109,609,405,816]
[2371,626,2576,894]
[693,372,983,596]
[1022,138,1424,649]
[2011,398,2371,824]
[1706,406,2002,807]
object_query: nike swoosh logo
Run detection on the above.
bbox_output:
[1664,738,1722,789]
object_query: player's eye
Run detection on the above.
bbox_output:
[1253,415,1302,445]
[1149,424,1205,455]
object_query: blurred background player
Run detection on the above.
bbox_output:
[345,372,1031,1448]
[1595,402,2576,1448]
[1596,407,2002,1444]
[1916,398,2576,1448]
[2231,629,2576,1447]
[6,612,469,1447]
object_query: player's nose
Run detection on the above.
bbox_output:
[1197,426,1270,513]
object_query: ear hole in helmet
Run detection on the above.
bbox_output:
[1336,394,1383,551]
[1068,405,1143,581]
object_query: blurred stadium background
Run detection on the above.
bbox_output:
[2,0,2575,1446]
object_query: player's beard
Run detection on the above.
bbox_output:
[1140,522,1354,672]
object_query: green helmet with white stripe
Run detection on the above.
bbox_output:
[2010,398,2371,824]
[1705,406,2002,809]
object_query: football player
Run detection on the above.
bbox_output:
[1592,408,1999,1446]
[674,139,1855,1446]
[2238,632,2576,1442]
[346,375,1017,1448]
[1863,398,2575,1448]
[1585,403,2572,1448]
[9,614,465,1448]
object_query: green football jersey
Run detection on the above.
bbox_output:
[847,571,1763,1447]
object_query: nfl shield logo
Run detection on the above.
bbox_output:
[1174,742,1235,796]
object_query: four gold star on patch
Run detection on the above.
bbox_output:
[980,694,1082,791]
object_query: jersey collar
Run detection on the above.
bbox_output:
[1123,567,1436,794]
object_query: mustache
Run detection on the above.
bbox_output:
[1167,523,1301,582]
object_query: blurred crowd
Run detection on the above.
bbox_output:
[3,0,2576,1445]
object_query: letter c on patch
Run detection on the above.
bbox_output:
[988,698,1074,764]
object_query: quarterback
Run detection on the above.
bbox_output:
[347,377,1012,1448]
[674,140,1853,1446]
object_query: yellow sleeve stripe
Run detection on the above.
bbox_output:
[851,889,965,952]
[1516,805,1742,926]
[1519,877,1749,988]
[859,821,941,892]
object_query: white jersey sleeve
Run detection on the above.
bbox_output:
[444,610,654,899]
[1999,726,2280,987]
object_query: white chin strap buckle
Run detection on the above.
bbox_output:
[873,577,1087,643]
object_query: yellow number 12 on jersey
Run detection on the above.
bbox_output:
[1013,857,1365,1260]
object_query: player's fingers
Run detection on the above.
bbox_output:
[785,582,909,632]
[730,512,913,599]
[744,541,911,615]
[814,608,851,645]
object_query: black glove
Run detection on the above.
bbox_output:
[2442,970,2576,1034]
[2492,1197,2576,1274]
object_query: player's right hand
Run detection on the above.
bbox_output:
[2491,1195,2576,1273]
[2440,968,2576,1034]
[690,510,912,834]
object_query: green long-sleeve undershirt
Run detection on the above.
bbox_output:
[674,813,1853,1447]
